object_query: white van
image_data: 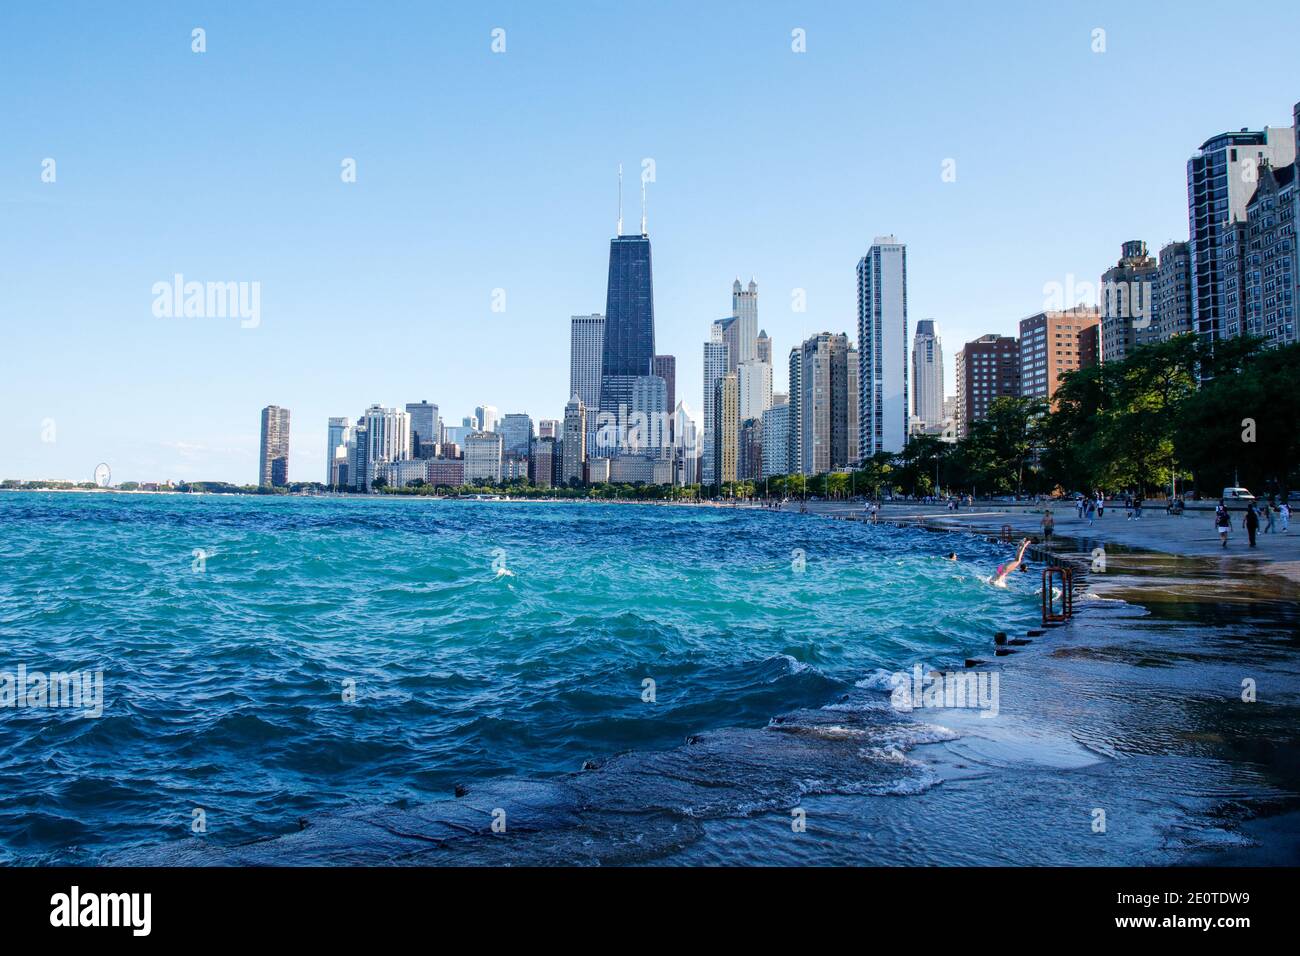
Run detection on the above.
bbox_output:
[1222,487,1255,501]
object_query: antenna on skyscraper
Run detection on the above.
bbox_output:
[617,164,624,236]
[640,176,647,236]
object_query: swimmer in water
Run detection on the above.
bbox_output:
[992,538,1031,587]
[946,552,958,561]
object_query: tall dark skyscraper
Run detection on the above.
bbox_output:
[652,355,676,412]
[599,234,656,416]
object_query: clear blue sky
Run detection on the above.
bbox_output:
[3,1,1297,484]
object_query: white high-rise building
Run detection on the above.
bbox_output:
[731,278,758,365]
[701,336,729,484]
[362,405,411,490]
[910,320,943,429]
[673,400,699,485]
[737,359,772,421]
[569,314,605,412]
[856,237,909,458]
[760,402,789,479]
[464,431,504,483]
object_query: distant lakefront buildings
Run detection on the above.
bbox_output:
[252,101,1297,492]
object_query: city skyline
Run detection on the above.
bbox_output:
[5,4,1300,483]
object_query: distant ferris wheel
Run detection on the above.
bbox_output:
[94,463,111,488]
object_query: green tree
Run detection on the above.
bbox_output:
[1177,340,1299,498]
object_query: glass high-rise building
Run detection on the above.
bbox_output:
[405,401,439,458]
[348,423,368,491]
[1187,126,1295,344]
[600,235,656,420]
[326,416,348,485]
[672,401,699,486]
[499,413,534,458]
[760,402,789,480]
[857,237,909,459]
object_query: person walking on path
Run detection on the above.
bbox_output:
[1215,500,1231,548]
[1263,501,1276,534]
[1244,503,1260,548]
[1041,509,1055,546]
[1096,493,1105,518]
[1085,498,1096,527]
[1281,502,1291,532]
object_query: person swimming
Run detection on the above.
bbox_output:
[946,552,958,561]
[993,538,1031,587]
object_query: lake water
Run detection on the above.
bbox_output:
[1,492,1294,866]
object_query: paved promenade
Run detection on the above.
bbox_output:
[778,499,1300,585]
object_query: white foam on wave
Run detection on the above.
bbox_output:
[778,654,812,675]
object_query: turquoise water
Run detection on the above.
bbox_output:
[0,492,1037,864]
